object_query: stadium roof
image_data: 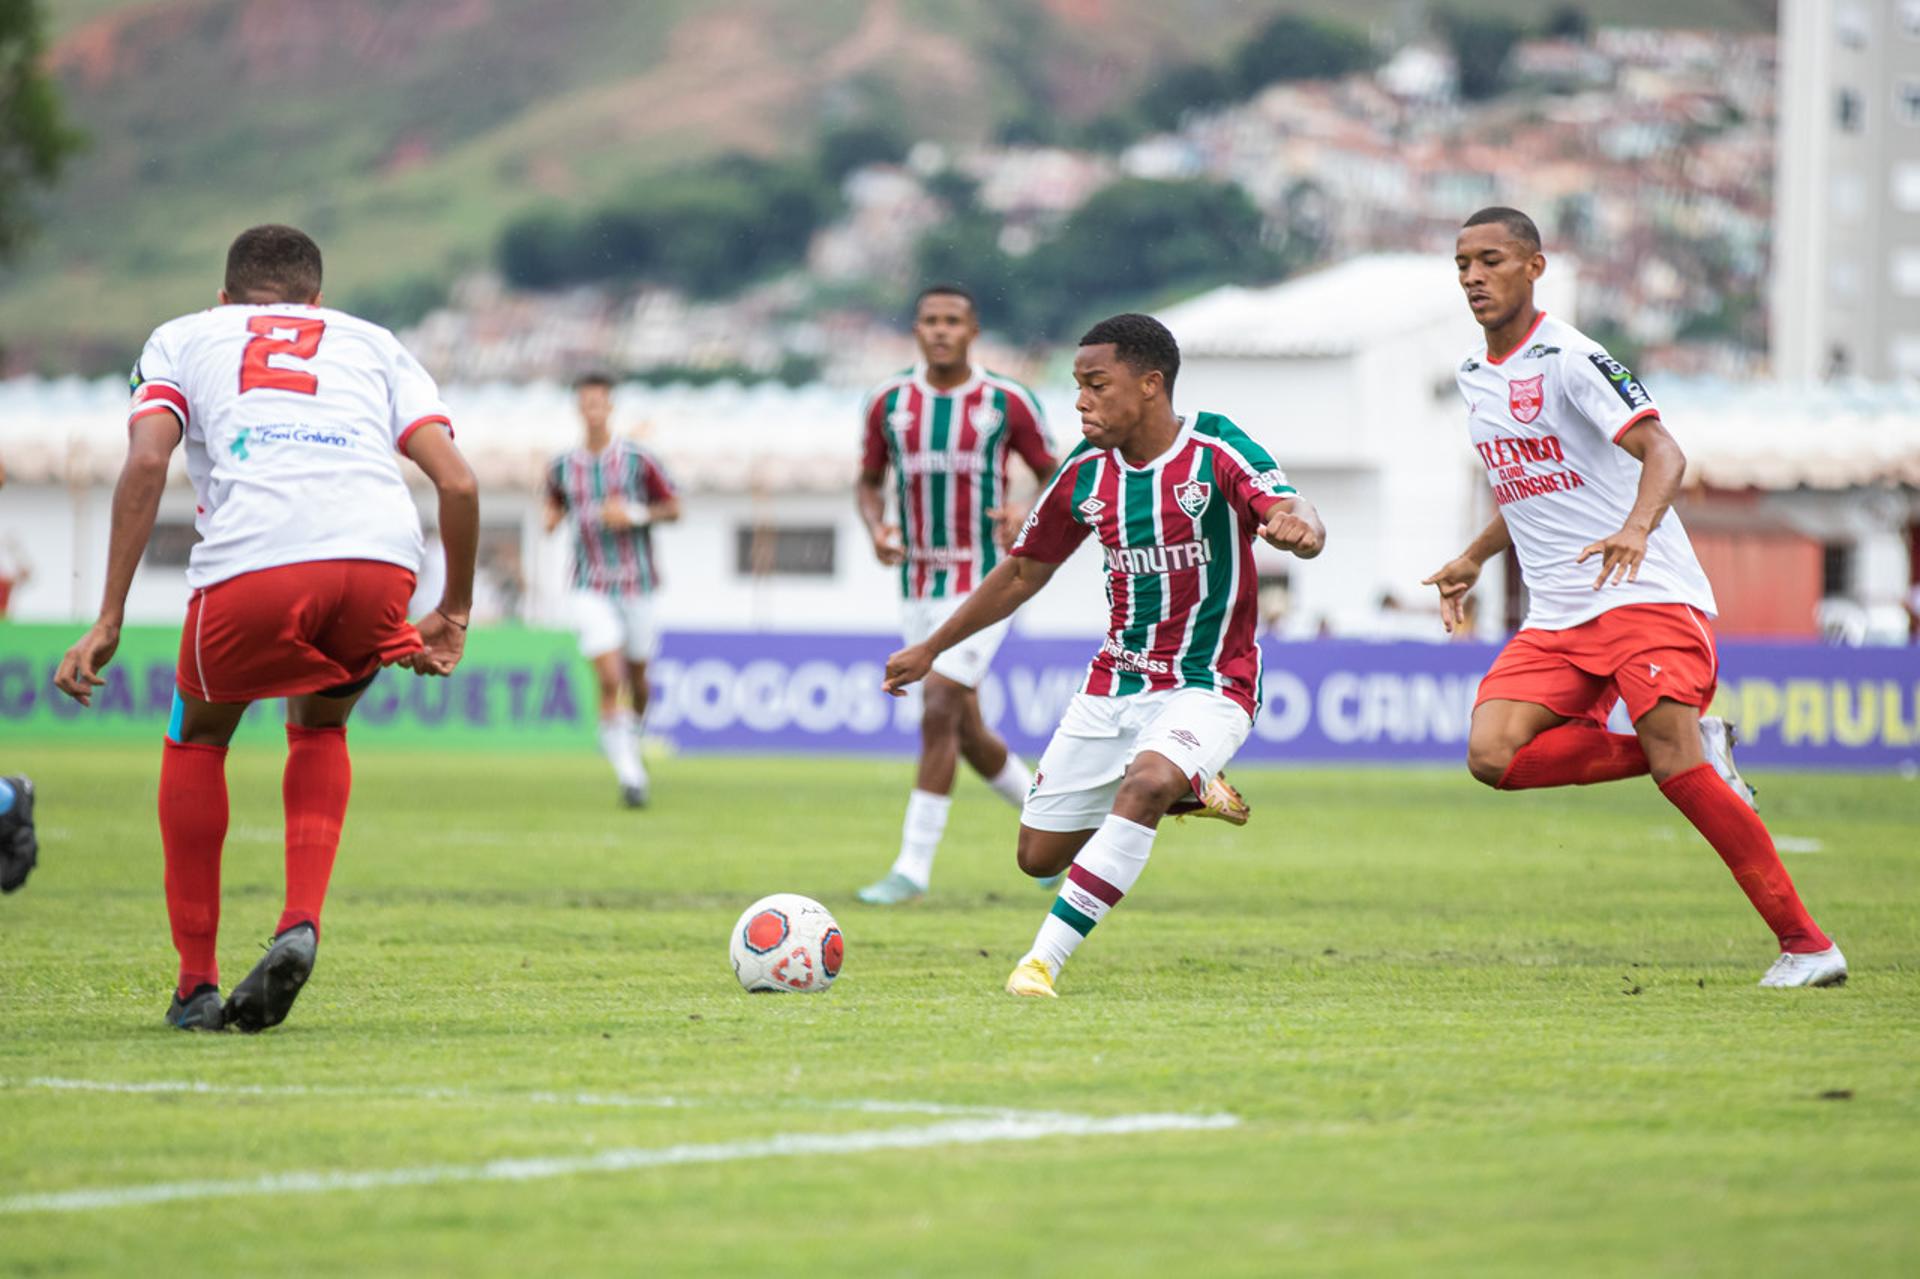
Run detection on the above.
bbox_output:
[4,372,1919,495]
[1158,254,1471,357]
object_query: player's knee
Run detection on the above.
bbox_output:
[1466,738,1514,788]
[1015,832,1070,879]
[920,684,964,736]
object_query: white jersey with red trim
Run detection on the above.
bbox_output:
[1455,313,1715,631]
[128,304,451,590]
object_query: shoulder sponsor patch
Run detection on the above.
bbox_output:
[1460,357,1481,373]
[1250,468,1293,495]
[1586,351,1652,412]
[1520,343,1562,360]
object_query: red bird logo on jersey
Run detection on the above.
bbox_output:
[1508,375,1545,424]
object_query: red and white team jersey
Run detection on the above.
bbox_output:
[128,304,451,591]
[861,365,1054,600]
[1455,313,1715,630]
[1011,412,1297,718]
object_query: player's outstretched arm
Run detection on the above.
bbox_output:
[1577,416,1684,590]
[403,423,479,676]
[1259,495,1325,558]
[1422,513,1512,634]
[55,414,177,705]
[882,556,1059,696]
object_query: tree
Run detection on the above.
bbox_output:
[1137,61,1237,130]
[1438,10,1524,101]
[0,0,85,260]
[816,119,908,183]
[1233,14,1373,94]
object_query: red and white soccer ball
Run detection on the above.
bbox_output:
[729,893,843,994]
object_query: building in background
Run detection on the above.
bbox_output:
[1773,0,1920,383]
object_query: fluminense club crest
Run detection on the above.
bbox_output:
[969,403,1004,432]
[1508,375,1545,425]
[1173,480,1212,518]
[887,407,916,433]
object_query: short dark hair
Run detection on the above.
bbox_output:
[572,371,616,391]
[224,224,323,302]
[1078,312,1180,394]
[915,282,976,314]
[1463,206,1542,252]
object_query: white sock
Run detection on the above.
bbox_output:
[987,754,1032,809]
[889,789,951,889]
[599,712,644,789]
[1026,814,1157,977]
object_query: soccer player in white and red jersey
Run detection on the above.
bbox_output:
[1425,206,1844,988]
[54,224,479,1031]
[544,373,681,808]
[884,314,1326,996]
[853,284,1057,905]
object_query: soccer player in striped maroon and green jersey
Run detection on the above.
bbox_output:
[884,313,1326,996]
[854,285,1058,905]
[544,373,682,808]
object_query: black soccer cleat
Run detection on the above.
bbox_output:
[0,775,38,894]
[166,983,227,1032]
[222,922,318,1033]
[620,783,649,809]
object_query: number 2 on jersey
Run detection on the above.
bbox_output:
[239,315,326,395]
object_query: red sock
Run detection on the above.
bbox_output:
[159,739,228,998]
[1498,723,1649,789]
[1659,763,1831,953]
[279,725,352,939]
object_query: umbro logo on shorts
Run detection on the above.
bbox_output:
[1168,728,1201,751]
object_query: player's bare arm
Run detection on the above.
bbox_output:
[1577,416,1686,590]
[542,492,567,534]
[882,556,1060,696]
[55,412,179,705]
[1423,513,1514,633]
[856,469,904,565]
[404,423,479,677]
[1260,495,1325,558]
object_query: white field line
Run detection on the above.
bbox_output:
[0,1112,1239,1215]
[3,1077,1073,1122]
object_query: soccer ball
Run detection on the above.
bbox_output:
[729,893,843,993]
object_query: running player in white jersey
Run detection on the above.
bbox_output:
[853,284,1057,905]
[884,314,1326,997]
[544,372,681,808]
[54,224,480,1031]
[1424,207,1843,988]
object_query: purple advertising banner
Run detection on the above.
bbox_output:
[646,632,1920,771]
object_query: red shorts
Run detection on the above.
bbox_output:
[1475,603,1718,727]
[178,560,422,703]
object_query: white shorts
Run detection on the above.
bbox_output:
[1022,688,1253,833]
[573,590,661,662]
[902,595,1011,690]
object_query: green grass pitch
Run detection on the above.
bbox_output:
[2,742,1915,1276]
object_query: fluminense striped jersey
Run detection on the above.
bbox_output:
[546,441,677,597]
[861,365,1055,600]
[1010,412,1297,717]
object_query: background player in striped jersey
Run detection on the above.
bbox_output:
[544,373,682,808]
[853,285,1057,905]
[884,314,1326,996]
[1424,206,1843,988]
[53,224,479,1031]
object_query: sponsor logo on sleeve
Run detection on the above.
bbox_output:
[1508,374,1545,424]
[1587,351,1652,412]
[128,361,145,394]
[1250,468,1293,496]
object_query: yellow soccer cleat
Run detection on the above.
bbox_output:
[1177,773,1250,826]
[1004,956,1058,998]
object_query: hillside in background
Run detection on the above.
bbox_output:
[7,0,1772,375]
